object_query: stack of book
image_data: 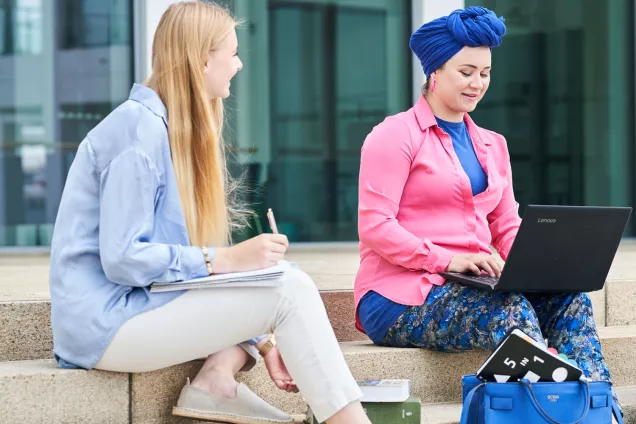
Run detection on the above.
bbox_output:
[304,379,420,424]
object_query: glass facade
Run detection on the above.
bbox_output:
[466,0,635,235]
[230,0,412,242]
[0,0,133,246]
[1,0,633,247]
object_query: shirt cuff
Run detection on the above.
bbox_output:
[246,334,269,346]
[423,244,457,274]
[182,246,214,280]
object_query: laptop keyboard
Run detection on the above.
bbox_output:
[443,272,500,287]
[463,274,500,286]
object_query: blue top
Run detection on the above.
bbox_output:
[436,117,488,196]
[358,116,487,343]
[357,291,408,344]
[50,84,262,369]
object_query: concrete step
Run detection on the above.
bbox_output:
[0,290,367,363]
[232,326,636,415]
[2,243,636,363]
[2,326,636,423]
[0,282,621,363]
[0,360,129,423]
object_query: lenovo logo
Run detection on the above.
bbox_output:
[537,218,556,224]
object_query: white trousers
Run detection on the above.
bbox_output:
[95,268,362,421]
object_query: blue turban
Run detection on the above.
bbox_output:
[410,6,506,77]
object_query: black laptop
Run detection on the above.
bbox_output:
[439,205,632,292]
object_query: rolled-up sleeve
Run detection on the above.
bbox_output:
[358,120,456,273]
[98,147,210,287]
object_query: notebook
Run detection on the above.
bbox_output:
[476,328,582,383]
[149,261,292,293]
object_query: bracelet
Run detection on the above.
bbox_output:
[258,335,276,357]
[201,246,214,275]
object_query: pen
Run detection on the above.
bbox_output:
[267,208,279,234]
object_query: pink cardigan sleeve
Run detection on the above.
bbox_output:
[358,119,456,273]
[487,140,522,261]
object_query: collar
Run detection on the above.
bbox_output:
[128,83,168,125]
[413,96,491,145]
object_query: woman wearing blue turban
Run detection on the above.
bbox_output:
[354,6,621,416]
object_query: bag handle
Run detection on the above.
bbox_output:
[521,379,590,424]
[460,383,485,424]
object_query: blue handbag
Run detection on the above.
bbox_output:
[460,374,624,424]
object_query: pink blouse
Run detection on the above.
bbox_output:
[354,96,521,332]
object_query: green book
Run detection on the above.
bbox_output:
[304,396,421,424]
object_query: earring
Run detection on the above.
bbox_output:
[430,77,436,93]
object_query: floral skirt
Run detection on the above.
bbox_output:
[380,281,619,411]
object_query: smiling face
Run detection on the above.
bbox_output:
[427,46,492,121]
[203,28,243,99]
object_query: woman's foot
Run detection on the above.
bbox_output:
[191,367,240,398]
[174,346,293,423]
[173,378,293,424]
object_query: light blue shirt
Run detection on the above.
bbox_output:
[50,84,262,369]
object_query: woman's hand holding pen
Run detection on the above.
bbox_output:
[212,234,289,273]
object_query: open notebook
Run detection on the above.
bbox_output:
[149,261,292,293]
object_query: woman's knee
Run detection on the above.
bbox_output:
[488,293,542,339]
[573,292,593,309]
[563,292,594,319]
[279,267,320,299]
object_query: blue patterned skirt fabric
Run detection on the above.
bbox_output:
[380,281,621,412]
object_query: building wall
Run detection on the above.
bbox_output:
[0,0,133,246]
[0,0,633,247]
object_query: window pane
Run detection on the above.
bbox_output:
[230,0,411,242]
[59,0,131,49]
[466,0,635,235]
[0,0,133,246]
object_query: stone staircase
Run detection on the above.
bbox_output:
[1,242,636,423]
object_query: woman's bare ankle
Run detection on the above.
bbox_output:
[190,368,239,398]
[325,401,372,424]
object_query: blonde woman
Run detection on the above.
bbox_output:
[49,2,370,424]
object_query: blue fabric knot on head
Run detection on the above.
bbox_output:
[410,6,506,78]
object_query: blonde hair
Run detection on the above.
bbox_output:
[146,1,239,247]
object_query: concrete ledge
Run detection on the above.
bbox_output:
[131,360,210,424]
[0,359,128,424]
[320,290,369,342]
[133,330,636,417]
[0,290,369,363]
[589,288,606,327]
[599,326,636,388]
[0,301,52,361]
[4,331,636,423]
[607,280,636,326]
[0,285,610,363]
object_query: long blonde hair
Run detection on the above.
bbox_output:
[146,1,238,247]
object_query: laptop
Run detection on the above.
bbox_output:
[438,205,632,292]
